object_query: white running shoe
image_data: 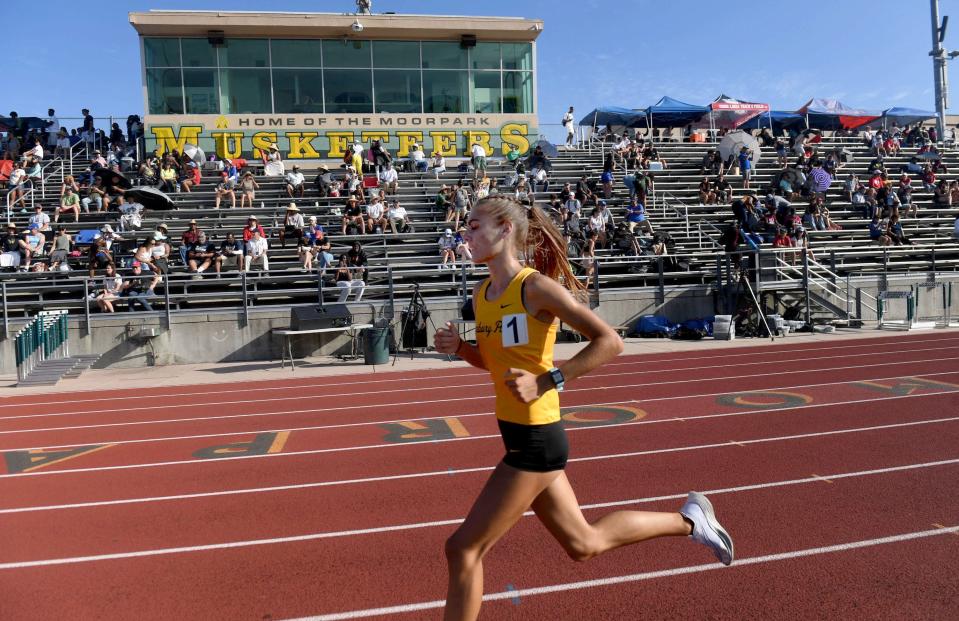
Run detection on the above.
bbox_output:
[680,492,734,566]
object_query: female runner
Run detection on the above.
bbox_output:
[434,197,733,621]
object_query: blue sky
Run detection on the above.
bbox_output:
[4,0,951,127]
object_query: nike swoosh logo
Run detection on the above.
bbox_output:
[500,304,511,309]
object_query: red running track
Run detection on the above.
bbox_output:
[1,333,958,620]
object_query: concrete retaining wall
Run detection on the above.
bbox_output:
[2,274,956,374]
[0,285,716,374]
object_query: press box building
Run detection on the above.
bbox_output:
[129,10,542,161]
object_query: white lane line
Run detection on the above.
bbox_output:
[2,458,956,568]
[2,336,954,411]
[1,401,957,482]
[5,355,959,434]
[7,372,959,452]
[1,345,957,423]
[285,525,959,620]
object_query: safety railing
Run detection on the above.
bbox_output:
[5,184,35,221]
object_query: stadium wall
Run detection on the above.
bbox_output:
[0,286,714,374]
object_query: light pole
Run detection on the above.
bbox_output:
[929,0,959,138]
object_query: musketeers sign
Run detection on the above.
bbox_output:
[145,113,537,160]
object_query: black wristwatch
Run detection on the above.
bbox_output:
[547,367,565,392]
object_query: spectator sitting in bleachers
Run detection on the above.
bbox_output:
[179,219,201,265]
[438,228,456,270]
[55,187,80,223]
[187,232,216,278]
[562,193,582,228]
[20,224,44,271]
[0,223,20,270]
[285,165,305,198]
[120,262,158,311]
[23,138,43,162]
[262,144,285,177]
[869,215,891,246]
[587,207,609,248]
[242,216,265,249]
[410,144,428,172]
[239,172,259,208]
[29,204,50,232]
[150,231,171,276]
[887,213,910,246]
[99,224,122,251]
[313,165,333,197]
[625,196,652,235]
[366,195,387,234]
[244,228,269,272]
[341,197,364,235]
[54,129,70,159]
[158,163,177,193]
[345,240,368,278]
[48,226,71,272]
[178,161,200,193]
[700,150,722,175]
[379,161,399,195]
[454,226,471,263]
[214,172,236,209]
[278,203,304,248]
[334,254,365,302]
[88,237,115,277]
[922,166,936,191]
[531,165,549,194]
[387,200,409,234]
[802,201,826,231]
[698,177,716,205]
[94,264,123,312]
[215,233,243,276]
[933,180,950,209]
[431,152,446,178]
[7,162,27,208]
[80,177,104,213]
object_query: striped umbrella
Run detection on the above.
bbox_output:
[809,167,832,193]
[718,130,761,166]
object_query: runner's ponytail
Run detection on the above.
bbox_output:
[475,196,587,296]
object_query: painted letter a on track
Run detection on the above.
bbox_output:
[193,432,289,459]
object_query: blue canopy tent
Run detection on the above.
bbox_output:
[797,98,881,130]
[577,106,644,128]
[863,107,938,129]
[738,110,806,132]
[641,96,709,128]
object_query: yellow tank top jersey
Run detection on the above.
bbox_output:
[475,267,560,425]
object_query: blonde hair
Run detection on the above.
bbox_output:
[475,196,586,295]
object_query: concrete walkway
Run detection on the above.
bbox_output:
[1,327,946,398]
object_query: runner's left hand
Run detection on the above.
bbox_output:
[504,368,544,403]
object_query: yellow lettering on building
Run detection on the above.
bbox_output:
[326,132,355,158]
[150,126,203,154]
[395,131,424,157]
[464,131,492,156]
[429,131,457,157]
[500,123,530,155]
[211,132,244,159]
[287,132,321,159]
[251,132,278,158]
[360,131,390,146]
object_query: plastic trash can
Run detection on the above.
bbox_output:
[363,327,390,365]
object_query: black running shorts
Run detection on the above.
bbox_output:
[497,419,569,472]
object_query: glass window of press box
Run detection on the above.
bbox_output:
[142,38,534,115]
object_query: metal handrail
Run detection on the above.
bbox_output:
[6,185,35,221]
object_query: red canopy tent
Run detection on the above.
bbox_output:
[695,94,770,131]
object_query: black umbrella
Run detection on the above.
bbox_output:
[124,186,175,211]
[94,168,132,190]
[532,139,559,158]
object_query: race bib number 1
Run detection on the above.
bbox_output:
[502,313,529,348]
